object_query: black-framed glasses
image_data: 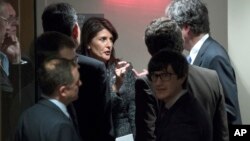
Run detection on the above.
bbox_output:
[148,72,176,82]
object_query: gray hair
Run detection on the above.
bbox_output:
[165,0,210,35]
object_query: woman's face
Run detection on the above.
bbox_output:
[88,28,114,63]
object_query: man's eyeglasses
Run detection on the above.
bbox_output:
[0,16,19,25]
[148,72,176,82]
[0,16,9,25]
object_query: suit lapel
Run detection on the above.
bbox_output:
[67,103,80,134]
[38,99,81,136]
[193,37,213,66]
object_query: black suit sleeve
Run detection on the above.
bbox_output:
[135,77,158,141]
[75,55,114,141]
[9,56,34,92]
[98,63,114,140]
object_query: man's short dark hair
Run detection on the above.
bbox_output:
[145,17,183,56]
[38,57,77,96]
[148,49,188,80]
[42,2,77,36]
[35,31,76,69]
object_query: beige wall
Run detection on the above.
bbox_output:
[36,0,227,70]
[36,0,170,71]
[228,0,250,124]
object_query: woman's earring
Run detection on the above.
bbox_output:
[88,46,91,49]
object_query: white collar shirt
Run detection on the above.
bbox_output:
[189,34,209,64]
[49,99,70,118]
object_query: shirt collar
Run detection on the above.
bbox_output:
[165,89,187,109]
[49,99,70,118]
[189,34,209,64]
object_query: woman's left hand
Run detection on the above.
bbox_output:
[113,61,130,93]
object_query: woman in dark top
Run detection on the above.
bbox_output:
[80,17,136,138]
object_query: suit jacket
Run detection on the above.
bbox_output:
[1,56,34,141]
[8,56,34,93]
[156,92,212,141]
[0,55,33,94]
[0,65,13,93]
[73,54,114,141]
[135,65,229,141]
[14,99,81,141]
[193,37,241,124]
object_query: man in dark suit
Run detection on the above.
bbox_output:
[135,18,229,141]
[15,57,82,141]
[41,3,114,141]
[35,31,84,133]
[0,2,34,140]
[166,0,241,125]
[148,49,212,141]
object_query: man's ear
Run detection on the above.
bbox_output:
[72,23,79,40]
[183,24,193,36]
[182,24,189,33]
[59,85,68,97]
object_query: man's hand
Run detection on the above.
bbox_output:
[0,34,21,64]
[132,68,148,78]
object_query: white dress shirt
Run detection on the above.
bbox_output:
[49,99,70,118]
[189,34,209,64]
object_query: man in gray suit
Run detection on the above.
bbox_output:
[15,57,82,141]
[165,0,241,125]
[135,18,229,141]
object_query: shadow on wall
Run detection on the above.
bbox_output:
[234,66,250,124]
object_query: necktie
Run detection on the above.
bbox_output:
[0,51,9,76]
[67,104,80,134]
[187,56,192,64]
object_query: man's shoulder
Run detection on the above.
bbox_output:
[188,65,222,91]
[136,75,150,85]
[205,37,228,57]
[77,54,105,67]
[189,65,217,77]
[77,54,106,73]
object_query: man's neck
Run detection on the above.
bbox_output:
[188,33,207,51]
[164,89,186,109]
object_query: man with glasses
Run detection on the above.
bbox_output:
[1,1,34,141]
[135,17,228,141]
[0,1,33,87]
[147,49,212,141]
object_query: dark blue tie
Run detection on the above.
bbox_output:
[187,56,192,64]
